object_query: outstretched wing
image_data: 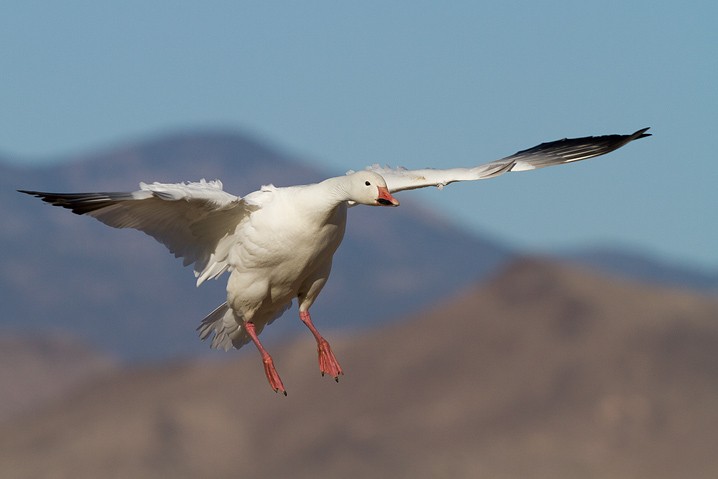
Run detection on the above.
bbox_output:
[19,179,254,285]
[366,128,651,193]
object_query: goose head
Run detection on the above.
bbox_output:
[343,171,400,207]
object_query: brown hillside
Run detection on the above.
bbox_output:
[1,258,717,479]
[0,333,117,421]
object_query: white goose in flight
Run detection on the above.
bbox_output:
[19,128,650,395]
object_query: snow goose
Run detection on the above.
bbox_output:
[19,127,650,395]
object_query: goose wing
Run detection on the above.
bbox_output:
[366,128,650,193]
[19,179,255,285]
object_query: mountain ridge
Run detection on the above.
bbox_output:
[1,257,716,478]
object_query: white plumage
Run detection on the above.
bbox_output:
[19,128,650,394]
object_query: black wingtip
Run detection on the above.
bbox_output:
[16,190,125,215]
[633,127,651,140]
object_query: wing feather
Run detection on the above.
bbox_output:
[19,179,251,284]
[365,128,650,193]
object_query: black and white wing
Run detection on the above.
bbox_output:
[365,128,650,193]
[19,179,254,285]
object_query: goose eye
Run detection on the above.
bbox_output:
[365,181,371,186]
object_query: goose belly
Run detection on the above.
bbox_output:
[226,209,346,318]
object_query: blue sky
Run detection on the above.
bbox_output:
[2,1,716,269]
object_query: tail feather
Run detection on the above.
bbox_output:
[197,301,293,351]
[197,302,250,351]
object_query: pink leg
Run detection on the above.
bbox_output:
[299,311,344,381]
[244,321,286,396]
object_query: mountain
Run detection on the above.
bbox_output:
[1,258,716,478]
[563,245,718,292]
[2,129,510,361]
[0,332,117,421]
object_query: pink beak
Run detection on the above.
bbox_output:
[376,186,400,207]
